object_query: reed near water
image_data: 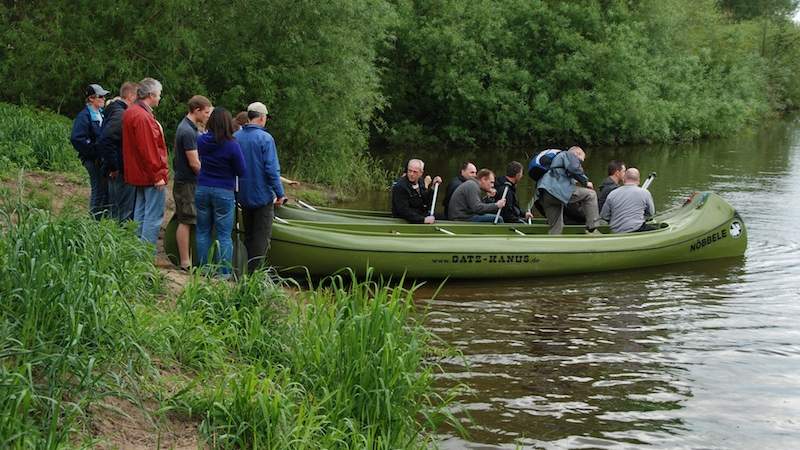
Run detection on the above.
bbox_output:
[0,193,458,448]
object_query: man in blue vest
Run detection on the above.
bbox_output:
[235,101,288,273]
[71,83,110,219]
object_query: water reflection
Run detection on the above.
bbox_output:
[355,118,800,448]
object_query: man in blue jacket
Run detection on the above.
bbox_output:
[235,101,288,273]
[537,146,600,234]
[70,83,110,219]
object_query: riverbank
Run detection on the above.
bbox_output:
[0,173,457,448]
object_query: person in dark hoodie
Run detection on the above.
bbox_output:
[493,161,533,223]
[597,160,625,213]
[97,82,138,222]
[71,83,110,219]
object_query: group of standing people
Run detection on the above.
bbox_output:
[70,79,286,278]
[390,146,656,234]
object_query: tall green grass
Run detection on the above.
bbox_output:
[0,102,81,173]
[0,195,160,447]
[0,191,458,448]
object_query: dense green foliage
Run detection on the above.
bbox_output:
[0,103,81,172]
[1,0,798,179]
[0,195,453,447]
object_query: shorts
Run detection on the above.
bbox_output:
[173,180,197,224]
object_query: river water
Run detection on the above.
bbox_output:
[351,118,800,449]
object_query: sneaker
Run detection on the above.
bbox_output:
[585,228,603,235]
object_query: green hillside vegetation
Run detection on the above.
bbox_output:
[0,103,81,172]
[0,196,457,448]
[1,0,798,185]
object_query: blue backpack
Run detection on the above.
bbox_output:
[528,149,562,181]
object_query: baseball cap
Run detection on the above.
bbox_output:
[247,101,269,116]
[85,83,110,98]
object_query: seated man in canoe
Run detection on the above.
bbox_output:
[448,168,507,222]
[600,168,656,233]
[391,158,442,224]
[537,146,601,234]
[494,161,533,223]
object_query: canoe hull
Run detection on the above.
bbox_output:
[269,193,747,279]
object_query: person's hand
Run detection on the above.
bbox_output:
[586,181,594,190]
[154,179,166,191]
[274,196,288,207]
[496,198,507,209]
[432,176,442,185]
[288,180,300,187]
[108,170,119,180]
[424,175,432,189]
[424,215,435,224]
[488,188,497,197]
[525,211,533,220]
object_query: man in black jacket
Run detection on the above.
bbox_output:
[494,161,533,223]
[97,82,139,222]
[391,159,442,224]
[442,161,476,218]
[597,160,626,213]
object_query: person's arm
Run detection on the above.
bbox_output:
[70,110,97,160]
[564,153,590,185]
[262,137,285,200]
[186,150,201,175]
[644,192,655,218]
[467,184,500,214]
[96,108,123,174]
[231,141,246,177]
[600,198,612,222]
[143,117,169,185]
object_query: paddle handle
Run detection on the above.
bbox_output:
[429,183,439,216]
[494,185,509,224]
[642,172,657,191]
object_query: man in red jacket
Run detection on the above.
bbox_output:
[122,78,169,247]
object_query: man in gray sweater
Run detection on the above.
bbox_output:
[600,168,656,233]
[448,169,507,222]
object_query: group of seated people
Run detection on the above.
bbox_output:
[390,148,655,234]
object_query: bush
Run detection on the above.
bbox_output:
[0,102,82,172]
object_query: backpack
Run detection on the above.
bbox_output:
[528,149,562,181]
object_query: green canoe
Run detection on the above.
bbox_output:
[165,192,747,279]
[267,192,746,279]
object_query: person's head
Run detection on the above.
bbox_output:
[137,78,163,107]
[234,111,249,130]
[84,83,109,109]
[206,107,235,142]
[476,168,495,192]
[567,146,585,161]
[607,160,626,182]
[119,82,138,105]
[505,161,524,183]
[186,95,213,125]
[623,167,641,185]
[460,161,477,179]
[247,101,270,127]
[406,159,425,184]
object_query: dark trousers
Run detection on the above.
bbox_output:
[242,203,275,274]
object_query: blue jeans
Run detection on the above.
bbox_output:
[133,186,166,247]
[195,185,235,276]
[108,174,136,223]
[83,159,109,219]
[470,213,504,223]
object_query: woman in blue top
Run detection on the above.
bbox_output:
[195,107,246,278]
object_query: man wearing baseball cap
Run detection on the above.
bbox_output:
[234,101,287,273]
[70,83,111,219]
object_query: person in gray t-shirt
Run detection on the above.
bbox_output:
[600,168,656,233]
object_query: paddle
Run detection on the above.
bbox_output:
[429,182,439,217]
[642,172,657,191]
[526,193,536,225]
[494,185,509,224]
[297,199,318,211]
